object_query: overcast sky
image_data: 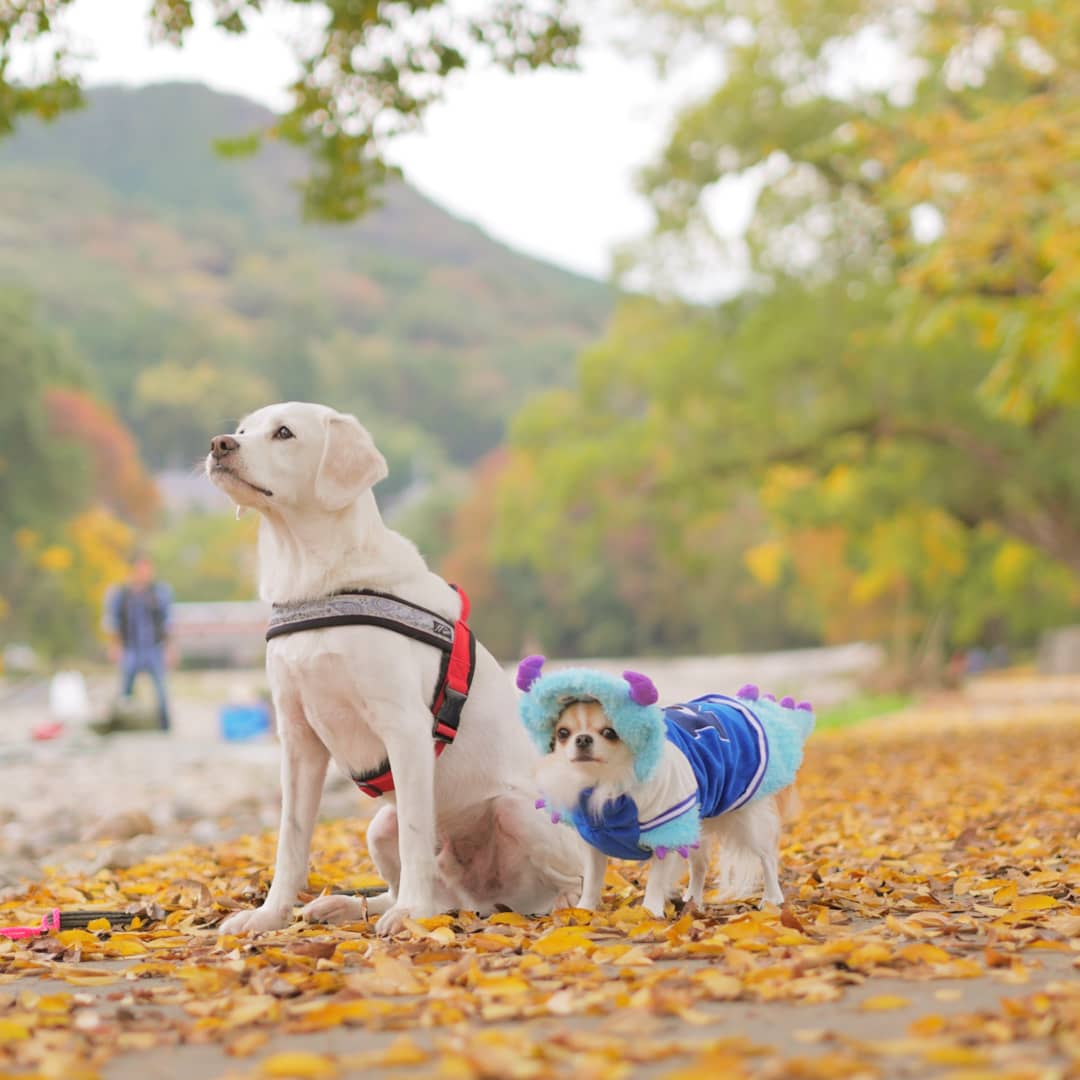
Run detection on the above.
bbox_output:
[18,0,730,284]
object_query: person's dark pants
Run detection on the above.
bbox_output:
[120,649,171,731]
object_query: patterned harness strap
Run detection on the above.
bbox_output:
[265,586,476,798]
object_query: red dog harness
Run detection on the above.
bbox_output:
[265,586,476,798]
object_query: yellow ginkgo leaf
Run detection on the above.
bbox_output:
[529,925,596,956]
[1012,894,1058,913]
[259,1051,339,1079]
[859,995,911,1011]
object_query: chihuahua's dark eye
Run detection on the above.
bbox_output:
[556,727,570,742]
[601,727,619,741]
[273,426,294,441]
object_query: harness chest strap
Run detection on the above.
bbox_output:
[265,586,476,798]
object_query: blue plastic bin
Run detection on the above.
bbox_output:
[220,702,271,742]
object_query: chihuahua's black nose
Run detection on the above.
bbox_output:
[210,434,239,460]
[575,733,593,750]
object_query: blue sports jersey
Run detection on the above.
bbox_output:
[664,695,769,817]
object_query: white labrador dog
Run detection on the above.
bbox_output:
[207,402,583,935]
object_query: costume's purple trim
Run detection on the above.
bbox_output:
[639,792,697,830]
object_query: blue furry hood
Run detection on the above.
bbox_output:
[516,657,666,782]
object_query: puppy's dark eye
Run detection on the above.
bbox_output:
[556,727,570,742]
[601,727,619,741]
[273,426,294,441]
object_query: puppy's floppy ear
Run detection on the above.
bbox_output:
[314,412,388,511]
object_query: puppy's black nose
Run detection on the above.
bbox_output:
[211,434,239,460]
[575,733,593,750]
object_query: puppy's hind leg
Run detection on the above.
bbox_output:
[684,838,712,907]
[302,804,398,924]
[721,797,785,908]
[481,794,585,915]
[222,709,329,935]
[364,804,401,915]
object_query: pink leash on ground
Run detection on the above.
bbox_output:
[0,908,62,940]
[0,908,146,940]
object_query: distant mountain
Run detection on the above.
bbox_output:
[0,83,612,481]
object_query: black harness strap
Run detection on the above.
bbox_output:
[266,590,454,649]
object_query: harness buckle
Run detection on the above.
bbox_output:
[433,687,467,743]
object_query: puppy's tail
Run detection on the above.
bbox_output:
[774,784,800,823]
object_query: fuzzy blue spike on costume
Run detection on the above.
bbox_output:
[749,694,815,798]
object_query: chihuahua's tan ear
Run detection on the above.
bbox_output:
[314,412,388,512]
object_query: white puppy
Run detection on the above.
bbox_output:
[207,402,583,935]
[516,659,813,917]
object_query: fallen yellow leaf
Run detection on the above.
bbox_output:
[923,1044,990,1066]
[260,1051,339,1078]
[55,929,98,948]
[898,942,951,964]
[859,995,911,1011]
[0,1019,30,1042]
[1011,893,1058,912]
[529,925,596,956]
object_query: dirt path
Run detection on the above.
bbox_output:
[0,675,1077,1079]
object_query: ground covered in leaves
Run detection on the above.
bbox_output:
[1,678,1078,1079]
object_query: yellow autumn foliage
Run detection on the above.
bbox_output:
[744,540,786,588]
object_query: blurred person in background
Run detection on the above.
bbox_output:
[103,553,175,732]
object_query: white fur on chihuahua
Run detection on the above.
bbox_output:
[517,660,813,918]
[207,402,583,936]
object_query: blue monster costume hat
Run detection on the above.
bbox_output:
[516,655,667,782]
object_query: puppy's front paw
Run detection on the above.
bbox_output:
[301,894,368,925]
[218,904,292,936]
[374,900,435,937]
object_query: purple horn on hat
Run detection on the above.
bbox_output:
[516,654,546,692]
[623,670,658,706]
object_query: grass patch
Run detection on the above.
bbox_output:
[816,692,912,732]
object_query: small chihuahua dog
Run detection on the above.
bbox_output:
[516,657,814,917]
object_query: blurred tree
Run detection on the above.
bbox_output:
[132,361,276,466]
[473,0,1078,665]
[0,293,87,555]
[150,511,259,602]
[495,280,1080,665]
[0,0,579,220]
[634,0,1079,418]
[44,387,160,526]
[4,509,135,657]
[0,294,156,655]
